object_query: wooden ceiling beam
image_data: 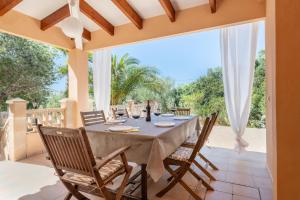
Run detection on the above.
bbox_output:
[111,0,143,29]
[79,0,114,36]
[82,28,91,41]
[159,0,175,22]
[0,0,22,16]
[209,0,217,13]
[41,3,91,41]
[40,4,70,31]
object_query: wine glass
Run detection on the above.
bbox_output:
[116,110,124,119]
[132,114,140,120]
[154,108,161,117]
[132,109,141,121]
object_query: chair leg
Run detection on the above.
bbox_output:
[188,168,214,191]
[193,159,216,181]
[62,182,88,200]
[64,192,72,200]
[178,179,202,200]
[198,152,219,170]
[156,165,185,197]
[167,167,181,182]
[159,164,203,200]
[100,187,113,200]
[115,166,133,200]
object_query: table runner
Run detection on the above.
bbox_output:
[85,116,199,182]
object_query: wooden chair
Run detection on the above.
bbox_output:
[156,114,216,200]
[111,107,130,119]
[175,108,191,116]
[80,110,106,126]
[181,112,220,181]
[37,125,132,200]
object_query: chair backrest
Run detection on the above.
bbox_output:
[111,107,129,119]
[204,111,219,141]
[175,108,191,116]
[188,113,216,162]
[37,125,96,177]
[80,110,106,126]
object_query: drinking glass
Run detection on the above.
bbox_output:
[132,109,141,121]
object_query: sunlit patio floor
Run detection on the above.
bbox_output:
[0,148,272,200]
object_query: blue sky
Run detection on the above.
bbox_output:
[52,21,265,92]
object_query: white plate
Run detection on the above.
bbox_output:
[161,113,175,117]
[154,121,175,127]
[108,126,133,132]
[174,116,191,120]
[107,119,126,123]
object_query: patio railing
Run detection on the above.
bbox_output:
[0,118,9,160]
[2,98,77,161]
[26,108,66,133]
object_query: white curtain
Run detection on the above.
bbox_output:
[220,22,259,152]
[93,48,112,116]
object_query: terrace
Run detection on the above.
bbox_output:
[0,0,298,200]
[1,130,271,200]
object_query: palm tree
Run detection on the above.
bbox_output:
[111,53,163,105]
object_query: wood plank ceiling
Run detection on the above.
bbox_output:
[0,0,218,44]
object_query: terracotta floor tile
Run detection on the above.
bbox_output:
[182,170,201,188]
[210,181,233,194]
[147,174,193,200]
[207,169,228,182]
[250,167,270,178]
[259,188,273,200]
[205,191,232,200]
[226,172,255,187]
[252,177,272,189]
[233,195,258,200]
[0,147,272,200]
[188,183,207,200]
[232,185,259,199]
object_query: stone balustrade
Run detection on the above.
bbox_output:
[26,108,65,133]
[3,98,76,161]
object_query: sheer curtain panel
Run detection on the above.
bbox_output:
[220,22,259,152]
[93,48,112,117]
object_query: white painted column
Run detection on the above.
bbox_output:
[68,49,89,127]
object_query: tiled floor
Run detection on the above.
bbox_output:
[0,147,273,200]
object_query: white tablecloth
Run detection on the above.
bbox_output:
[85,116,199,182]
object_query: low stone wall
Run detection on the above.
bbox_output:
[26,132,45,157]
[3,98,76,161]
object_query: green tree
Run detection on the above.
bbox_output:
[45,92,66,108]
[248,50,266,128]
[178,68,228,124]
[129,77,175,112]
[0,33,59,110]
[176,50,266,127]
[111,54,163,105]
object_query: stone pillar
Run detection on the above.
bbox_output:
[6,98,28,161]
[60,98,76,128]
[68,49,89,127]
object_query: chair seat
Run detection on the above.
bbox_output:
[183,134,198,146]
[169,147,193,162]
[62,159,124,186]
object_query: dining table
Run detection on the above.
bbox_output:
[85,115,200,200]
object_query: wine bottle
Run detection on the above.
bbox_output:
[146,100,151,122]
